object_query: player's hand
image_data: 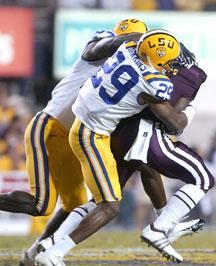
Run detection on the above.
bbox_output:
[173,42,197,69]
[160,123,183,136]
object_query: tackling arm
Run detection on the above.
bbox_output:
[161,97,193,135]
[139,91,189,133]
[173,97,191,113]
[82,33,142,61]
[146,96,188,133]
[158,64,207,133]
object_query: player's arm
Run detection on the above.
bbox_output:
[82,32,142,61]
[172,97,190,113]
[140,90,192,133]
[141,71,197,133]
[162,60,207,132]
[160,64,206,133]
[165,97,192,135]
[148,99,189,133]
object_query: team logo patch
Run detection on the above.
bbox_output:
[119,22,129,32]
[156,47,166,57]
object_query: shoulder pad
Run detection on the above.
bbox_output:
[143,71,173,101]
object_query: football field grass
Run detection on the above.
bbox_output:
[0,230,215,265]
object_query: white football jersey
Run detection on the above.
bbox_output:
[43,30,115,130]
[73,42,174,135]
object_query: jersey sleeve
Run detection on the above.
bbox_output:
[88,30,116,44]
[143,72,173,101]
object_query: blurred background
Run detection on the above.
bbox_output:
[0,0,215,235]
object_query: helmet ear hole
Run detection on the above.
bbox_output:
[158,63,163,66]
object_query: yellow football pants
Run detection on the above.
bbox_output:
[24,112,87,216]
[69,118,121,203]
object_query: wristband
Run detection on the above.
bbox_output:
[182,105,196,125]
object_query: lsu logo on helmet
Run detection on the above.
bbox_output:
[156,47,167,57]
[136,29,180,70]
[113,19,148,36]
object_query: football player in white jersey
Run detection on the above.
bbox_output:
[34,30,193,266]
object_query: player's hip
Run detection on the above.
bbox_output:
[24,113,84,214]
[70,118,121,203]
[70,118,110,149]
[25,111,69,142]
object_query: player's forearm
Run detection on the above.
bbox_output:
[101,32,142,55]
[159,112,188,133]
[149,101,188,133]
[83,33,142,61]
[173,97,191,113]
